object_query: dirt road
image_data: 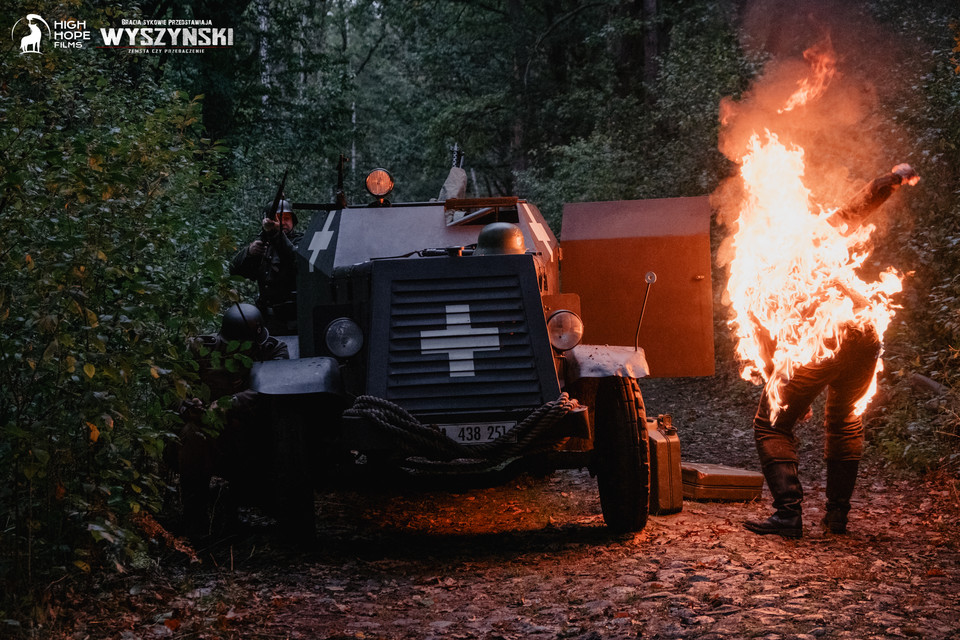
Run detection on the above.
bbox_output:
[56,377,960,640]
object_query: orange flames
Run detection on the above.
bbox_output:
[725,44,902,419]
[778,40,837,114]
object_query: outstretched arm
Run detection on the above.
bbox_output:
[828,163,919,230]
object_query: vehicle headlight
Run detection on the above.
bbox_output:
[546,310,583,352]
[365,168,394,198]
[325,317,364,357]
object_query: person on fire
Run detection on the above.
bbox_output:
[176,303,289,537]
[229,198,302,335]
[745,163,920,539]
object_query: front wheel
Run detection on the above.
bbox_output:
[269,397,317,543]
[592,376,650,533]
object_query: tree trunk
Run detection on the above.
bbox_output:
[507,0,529,187]
[258,0,270,108]
[642,0,659,88]
[611,0,660,98]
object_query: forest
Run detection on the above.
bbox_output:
[1,0,959,626]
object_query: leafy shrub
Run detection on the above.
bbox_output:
[0,15,238,620]
[863,1,960,474]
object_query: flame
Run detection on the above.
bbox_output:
[725,132,902,418]
[778,40,837,113]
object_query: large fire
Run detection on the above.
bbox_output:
[725,45,904,419]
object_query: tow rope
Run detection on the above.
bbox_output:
[343,393,580,473]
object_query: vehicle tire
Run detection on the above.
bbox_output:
[593,376,650,533]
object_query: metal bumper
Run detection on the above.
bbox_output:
[340,402,590,452]
[249,356,342,396]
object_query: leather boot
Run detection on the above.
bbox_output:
[745,462,803,538]
[822,459,859,534]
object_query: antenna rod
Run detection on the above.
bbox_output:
[634,271,657,352]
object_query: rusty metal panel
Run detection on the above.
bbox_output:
[560,198,715,378]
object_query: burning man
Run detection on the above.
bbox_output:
[745,163,919,539]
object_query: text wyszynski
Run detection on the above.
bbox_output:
[99,27,233,47]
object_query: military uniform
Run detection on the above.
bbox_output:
[746,165,917,538]
[177,332,289,536]
[230,226,303,335]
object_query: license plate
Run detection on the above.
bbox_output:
[439,421,517,445]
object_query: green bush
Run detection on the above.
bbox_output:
[862,2,960,474]
[0,14,238,619]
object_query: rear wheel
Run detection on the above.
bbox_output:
[593,376,650,533]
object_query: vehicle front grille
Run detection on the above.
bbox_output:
[380,269,547,414]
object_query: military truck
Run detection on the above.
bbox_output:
[248,165,714,536]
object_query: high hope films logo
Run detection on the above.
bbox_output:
[10,13,232,56]
[12,13,94,53]
[10,13,90,55]
[12,14,49,53]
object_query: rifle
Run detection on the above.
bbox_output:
[335,154,348,209]
[258,169,289,243]
[269,168,289,221]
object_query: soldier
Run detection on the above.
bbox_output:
[745,164,919,539]
[230,199,302,335]
[177,303,288,538]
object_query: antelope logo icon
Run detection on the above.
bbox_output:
[12,14,51,54]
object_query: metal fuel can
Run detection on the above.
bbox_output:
[681,462,764,502]
[646,414,683,515]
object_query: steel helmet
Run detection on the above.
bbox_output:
[266,198,297,225]
[474,222,526,256]
[220,303,268,344]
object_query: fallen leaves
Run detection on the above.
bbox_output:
[132,512,198,563]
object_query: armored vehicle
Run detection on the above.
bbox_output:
[248,165,714,536]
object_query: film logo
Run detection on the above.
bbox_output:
[11,14,91,53]
[99,19,234,54]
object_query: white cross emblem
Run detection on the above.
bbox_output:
[420,304,500,377]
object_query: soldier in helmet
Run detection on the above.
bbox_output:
[229,198,303,335]
[176,303,289,538]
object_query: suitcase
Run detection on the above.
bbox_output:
[681,462,764,502]
[646,414,683,515]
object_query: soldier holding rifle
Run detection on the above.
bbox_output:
[230,172,302,335]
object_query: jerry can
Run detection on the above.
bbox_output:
[681,462,764,502]
[646,414,683,515]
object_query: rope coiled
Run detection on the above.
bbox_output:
[342,393,580,473]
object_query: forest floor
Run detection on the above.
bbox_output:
[36,372,960,640]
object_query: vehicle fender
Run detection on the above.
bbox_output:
[564,344,649,382]
[249,356,342,396]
